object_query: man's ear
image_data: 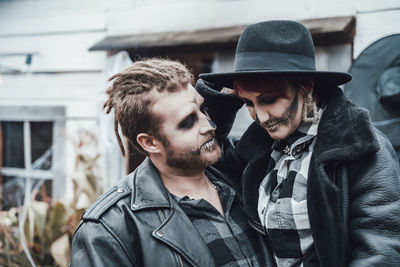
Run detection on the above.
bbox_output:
[137,133,162,154]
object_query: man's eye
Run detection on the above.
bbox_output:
[178,114,197,129]
[243,99,254,107]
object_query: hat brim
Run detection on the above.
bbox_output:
[199,70,352,89]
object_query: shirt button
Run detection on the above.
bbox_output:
[272,191,279,198]
[132,203,140,209]
[117,188,125,193]
[156,230,164,237]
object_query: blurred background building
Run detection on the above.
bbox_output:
[1,0,399,207]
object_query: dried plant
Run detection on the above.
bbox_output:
[0,130,103,267]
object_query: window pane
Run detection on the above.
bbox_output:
[31,122,53,170]
[0,176,52,211]
[1,121,25,168]
[202,59,213,73]
[1,175,25,210]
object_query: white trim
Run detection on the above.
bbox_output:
[0,167,54,180]
[23,121,31,171]
[0,106,65,121]
[23,121,32,204]
[0,105,66,200]
[51,121,65,198]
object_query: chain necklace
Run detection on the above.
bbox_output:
[282,138,314,156]
[207,177,218,190]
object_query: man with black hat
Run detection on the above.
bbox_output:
[197,20,400,266]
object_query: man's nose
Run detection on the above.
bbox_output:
[199,114,216,134]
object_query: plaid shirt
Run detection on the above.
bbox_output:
[258,107,324,267]
[175,171,268,267]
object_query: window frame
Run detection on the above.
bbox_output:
[0,106,66,200]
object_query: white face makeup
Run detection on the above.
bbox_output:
[237,80,305,140]
[151,84,221,171]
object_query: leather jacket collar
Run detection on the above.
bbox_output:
[130,158,172,211]
[128,158,217,267]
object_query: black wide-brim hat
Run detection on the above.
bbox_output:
[200,20,352,89]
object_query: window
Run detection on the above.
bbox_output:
[0,106,65,210]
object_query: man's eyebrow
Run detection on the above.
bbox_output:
[176,98,198,126]
[180,111,195,121]
[176,92,203,124]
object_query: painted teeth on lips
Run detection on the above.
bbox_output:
[202,138,215,151]
[265,121,280,128]
[265,118,287,129]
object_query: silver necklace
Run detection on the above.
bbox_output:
[207,177,218,190]
[282,138,313,156]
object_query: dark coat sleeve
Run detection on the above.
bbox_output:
[349,131,400,266]
[211,136,246,190]
[195,79,275,185]
[70,221,135,267]
[195,78,247,188]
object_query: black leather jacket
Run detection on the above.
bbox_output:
[71,158,221,267]
[70,158,269,267]
[196,80,400,266]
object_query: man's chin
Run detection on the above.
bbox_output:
[203,145,222,166]
[164,143,222,171]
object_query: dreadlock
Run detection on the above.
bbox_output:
[103,58,193,156]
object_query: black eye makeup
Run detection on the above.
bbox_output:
[177,101,210,130]
[178,113,198,130]
[257,96,277,105]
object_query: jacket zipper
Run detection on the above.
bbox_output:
[158,210,184,267]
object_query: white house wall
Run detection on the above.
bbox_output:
[0,0,131,36]
[354,8,400,58]
[106,0,400,61]
[107,0,356,36]
[0,73,103,104]
[0,33,106,72]
[0,0,109,202]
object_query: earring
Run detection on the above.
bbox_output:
[303,92,319,123]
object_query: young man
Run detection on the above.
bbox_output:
[70,59,270,267]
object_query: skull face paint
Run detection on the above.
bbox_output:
[234,78,306,140]
[151,84,222,173]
